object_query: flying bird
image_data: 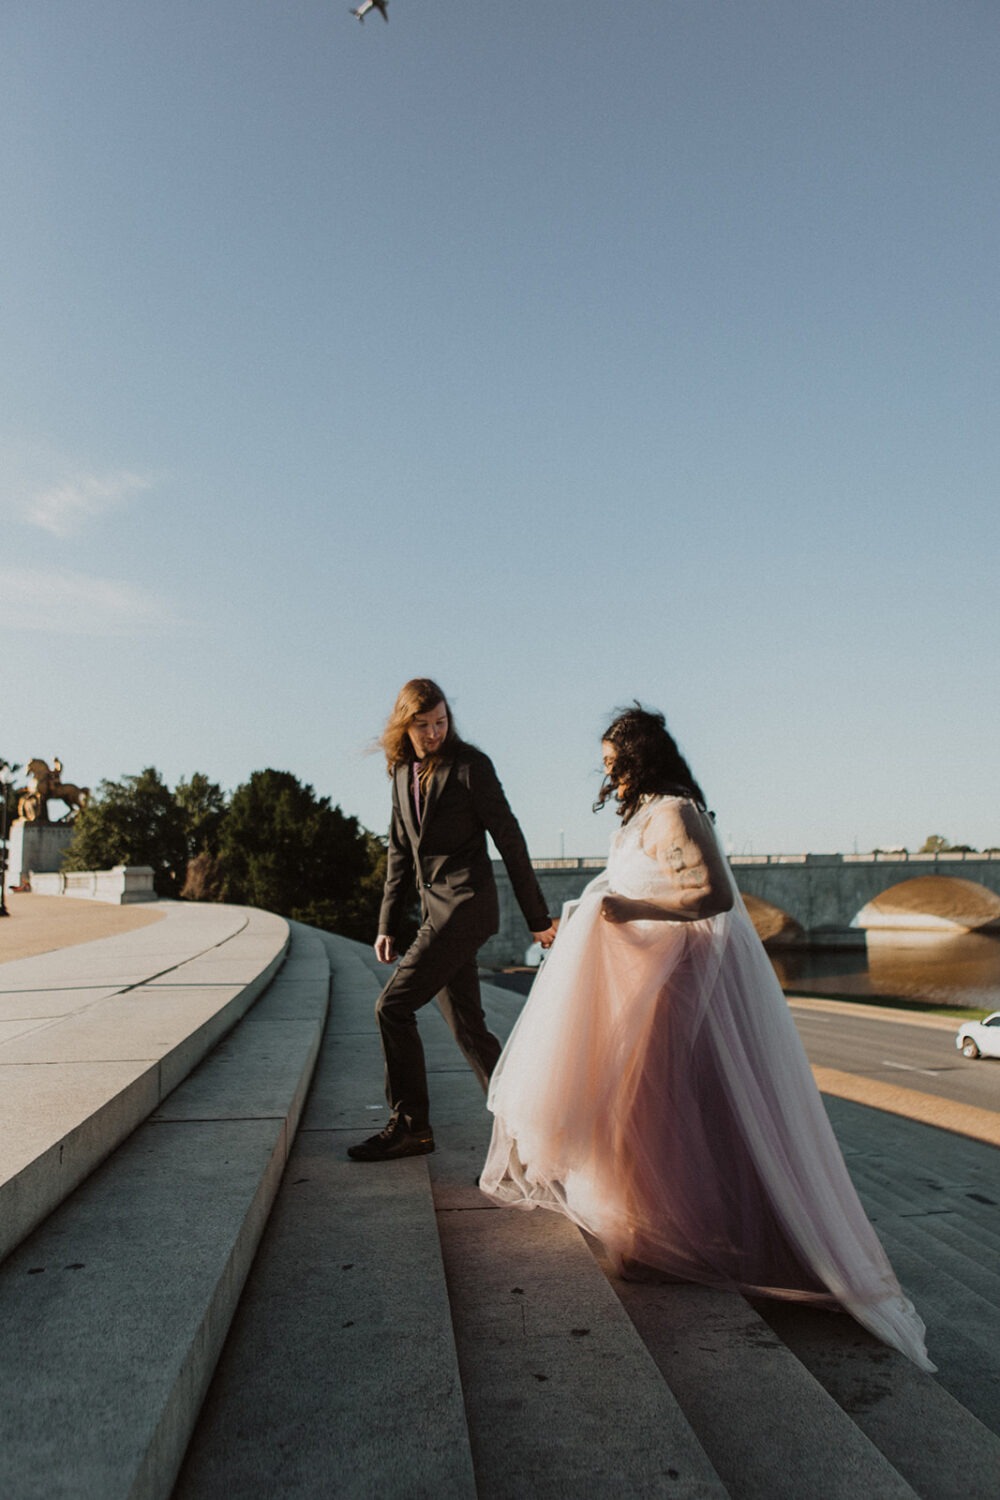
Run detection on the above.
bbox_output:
[350,0,388,21]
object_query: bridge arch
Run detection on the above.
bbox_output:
[854,875,1000,933]
[729,854,1000,939]
[740,894,804,945]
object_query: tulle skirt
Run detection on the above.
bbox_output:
[481,888,934,1371]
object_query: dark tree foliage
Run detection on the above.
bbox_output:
[219,769,383,940]
[919,834,976,854]
[40,759,388,936]
[63,767,188,896]
[349,827,419,949]
[175,773,228,862]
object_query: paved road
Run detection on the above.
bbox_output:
[788,1001,1000,1114]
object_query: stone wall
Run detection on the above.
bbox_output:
[28,866,156,905]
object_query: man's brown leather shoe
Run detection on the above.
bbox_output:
[347,1117,435,1161]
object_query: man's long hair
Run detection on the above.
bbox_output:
[595,703,707,823]
[379,677,459,780]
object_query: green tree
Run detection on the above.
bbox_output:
[175,773,228,861]
[175,772,229,902]
[307,825,418,946]
[63,767,187,896]
[919,834,950,854]
[918,834,975,855]
[218,769,383,940]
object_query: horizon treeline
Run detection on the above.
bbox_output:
[18,764,391,943]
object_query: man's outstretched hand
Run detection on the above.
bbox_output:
[532,921,559,951]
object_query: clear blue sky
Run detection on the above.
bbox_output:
[2,1,998,859]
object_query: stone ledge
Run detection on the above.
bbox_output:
[28,865,157,904]
[0,923,329,1500]
[0,904,290,1264]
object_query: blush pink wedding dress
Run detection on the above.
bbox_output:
[481,796,934,1371]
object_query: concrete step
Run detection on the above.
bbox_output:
[825,1096,1000,1236]
[436,1180,728,1499]
[473,976,999,1498]
[18,927,991,1500]
[0,902,290,1263]
[756,1298,1000,1500]
[433,980,925,1500]
[851,1157,1000,1263]
[172,931,478,1499]
[410,1045,727,1500]
[820,1097,1000,1445]
[176,936,730,1499]
[0,921,329,1500]
[870,1222,1000,1439]
[480,973,1000,1497]
[856,1173,1000,1310]
[177,940,956,1500]
[610,1278,919,1500]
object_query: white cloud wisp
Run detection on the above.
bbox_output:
[0,567,172,636]
[25,470,154,538]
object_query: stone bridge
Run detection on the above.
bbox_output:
[481,850,1000,967]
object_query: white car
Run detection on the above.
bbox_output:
[956,1012,1000,1060]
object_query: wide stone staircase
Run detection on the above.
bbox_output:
[1,913,998,1499]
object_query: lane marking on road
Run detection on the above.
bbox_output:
[881,1060,944,1078]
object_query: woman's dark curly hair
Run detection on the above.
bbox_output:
[595,703,707,823]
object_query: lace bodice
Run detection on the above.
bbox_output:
[606,795,690,900]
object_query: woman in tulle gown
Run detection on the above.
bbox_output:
[481,706,933,1371]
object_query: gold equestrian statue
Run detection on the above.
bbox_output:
[16,757,91,823]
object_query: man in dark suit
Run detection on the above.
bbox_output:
[348,681,557,1161]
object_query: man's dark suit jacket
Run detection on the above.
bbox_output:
[378,743,549,942]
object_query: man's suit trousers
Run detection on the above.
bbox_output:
[375,905,502,1132]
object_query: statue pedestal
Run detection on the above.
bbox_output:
[7,820,75,887]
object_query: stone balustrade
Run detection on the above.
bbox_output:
[27,865,157,904]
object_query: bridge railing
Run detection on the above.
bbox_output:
[528,857,607,871]
[731,851,1000,866]
[528,850,1000,870]
[841,850,1000,864]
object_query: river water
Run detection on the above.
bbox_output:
[769,930,1000,1013]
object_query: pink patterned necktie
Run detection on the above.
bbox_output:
[412,761,422,826]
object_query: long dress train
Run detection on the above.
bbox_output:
[480,796,934,1372]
